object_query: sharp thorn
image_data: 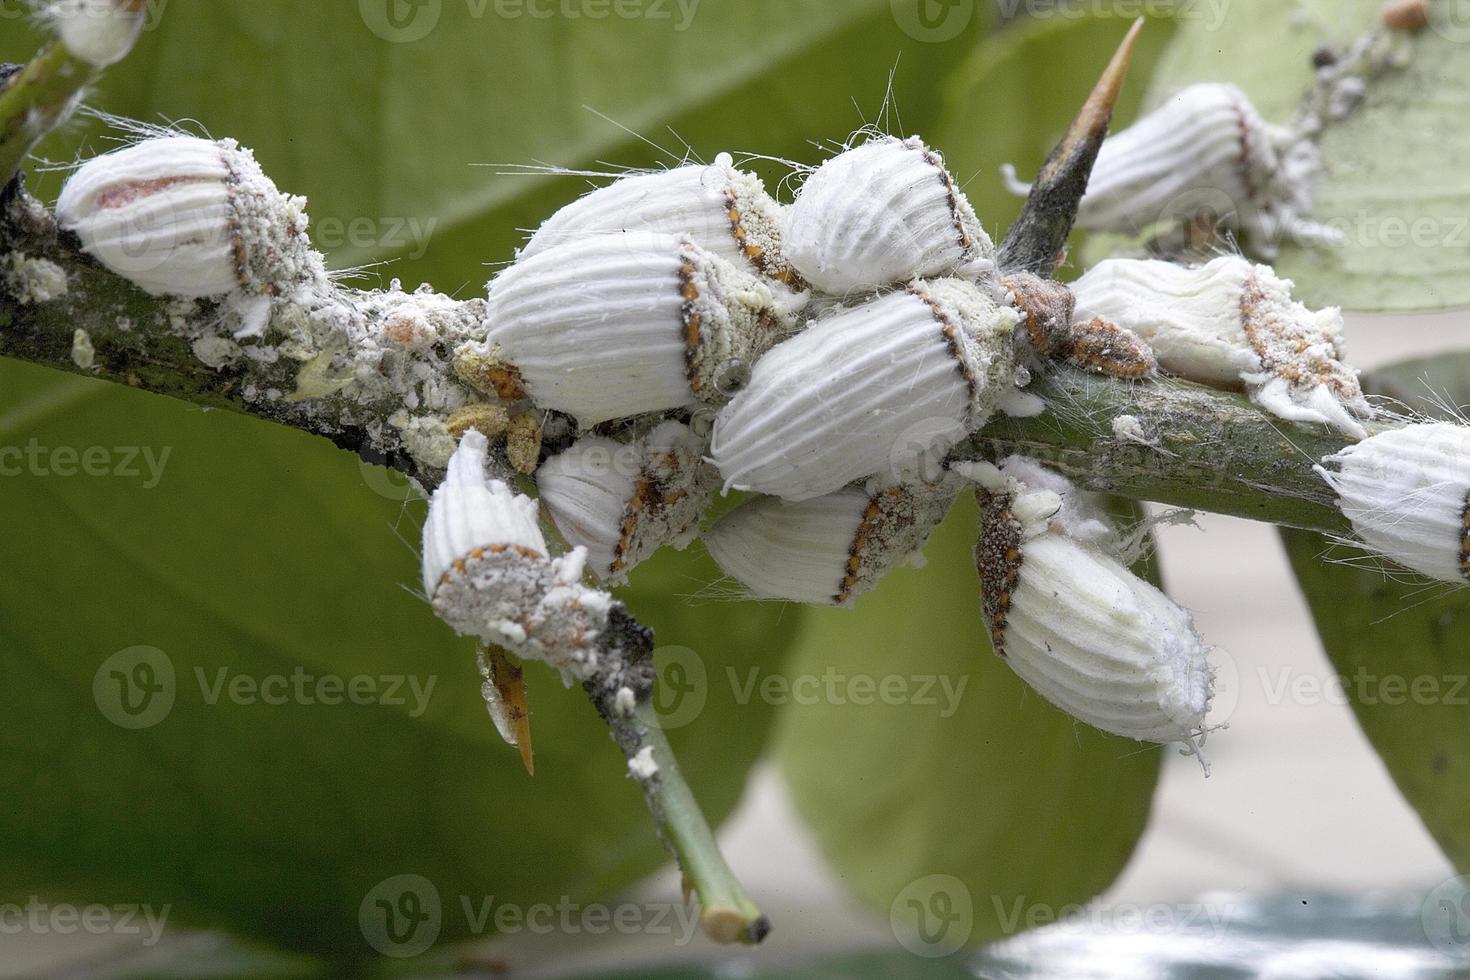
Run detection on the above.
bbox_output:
[998,17,1144,277]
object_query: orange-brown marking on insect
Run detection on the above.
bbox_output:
[837,487,912,605]
[217,154,256,289]
[1239,268,1362,401]
[908,283,978,401]
[921,146,974,254]
[1060,318,1157,378]
[96,175,203,211]
[1003,272,1077,356]
[1459,491,1470,581]
[678,250,706,395]
[610,464,694,573]
[724,190,803,288]
[974,487,1024,657]
[443,543,546,586]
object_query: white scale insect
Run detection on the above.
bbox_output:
[1318,423,1470,584]
[966,457,1217,758]
[56,134,319,337]
[59,121,1374,768]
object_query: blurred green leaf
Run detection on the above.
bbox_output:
[773,496,1162,954]
[2,0,997,291]
[0,359,801,960]
[1281,351,1470,873]
[0,0,1019,963]
[1143,0,1470,312]
[932,11,1178,267]
[1361,351,1470,419]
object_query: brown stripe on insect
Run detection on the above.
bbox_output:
[1058,318,1157,378]
[1460,489,1470,581]
[974,486,1024,657]
[921,147,974,253]
[836,486,912,604]
[678,245,705,394]
[907,283,978,402]
[443,543,547,587]
[611,463,692,575]
[724,188,804,288]
[219,154,255,289]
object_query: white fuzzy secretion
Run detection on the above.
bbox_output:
[56,134,320,336]
[973,457,1216,754]
[537,420,717,583]
[785,135,995,295]
[48,0,146,67]
[1317,423,1470,584]
[519,154,801,286]
[1072,256,1370,437]
[484,231,801,426]
[711,277,1019,501]
[703,474,962,606]
[1005,83,1340,253]
[424,430,614,679]
[628,745,659,781]
[3,253,69,304]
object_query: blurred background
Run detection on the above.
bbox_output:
[3,1,1469,977]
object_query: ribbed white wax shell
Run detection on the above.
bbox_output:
[486,232,697,424]
[518,158,792,281]
[785,137,993,294]
[704,489,869,605]
[1072,256,1367,436]
[422,430,548,596]
[1071,257,1258,384]
[1076,83,1276,234]
[56,136,243,298]
[1004,534,1213,743]
[537,436,638,580]
[52,0,145,67]
[710,279,1012,501]
[1318,423,1470,583]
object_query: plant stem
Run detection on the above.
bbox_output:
[581,619,768,945]
[0,44,99,188]
[973,366,1361,537]
[634,703,768,944]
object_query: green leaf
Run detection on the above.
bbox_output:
[773,496,1162,954]
[1142,0,1470,312]
[1281,350,1470,873]
[931,12,1178,259]
[0,358,801,961]
[0,1,1015,962]
[2,0,997,291]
